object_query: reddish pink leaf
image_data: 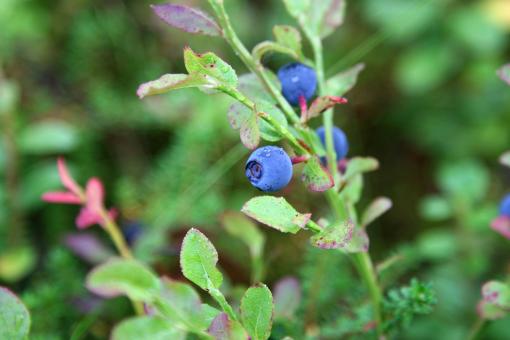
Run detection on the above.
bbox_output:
[57,157,83,197]
[85,178,105,212]
[490,216,510,240]
[41,191,82,204]
[76,207,102,229]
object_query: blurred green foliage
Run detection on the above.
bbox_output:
[1,0,510,338]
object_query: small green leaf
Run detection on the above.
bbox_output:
[498,64,510,86]
[482,281,510,309]
[242,196,311,234]
[240,284,274,340]
[86,258,160,301]
[361,197,392,228]
[252,41,300,63]
[18,120,79,155]
[343,157,379,182]
[137,73,209,99]
[282,0,311,20]
[273,277,301,320]
[0,245,36,283]
[419,195,452,221]
[227,102,260,149]
[221,212,265,259]
[301,156,334,192]
[180,228,223,290]
[158,278,219,331]
[207,313,248,340]
[0,287,30,340]
[341,174,363,204]
[310,220,353,249]
[151,4,222,37]
[184,47,237,88]
[326,63,364,96]
[500,151,510,168]
[273,25,303,58]
[111,316,186,340]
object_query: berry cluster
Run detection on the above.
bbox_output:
[245,63,349,192]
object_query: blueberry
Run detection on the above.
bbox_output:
[277,63,317,106]
[316,126,349,161]
[499,194,510,217]
[122,221,143,246]
[245,146,293,192]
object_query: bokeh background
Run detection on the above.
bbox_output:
[1,0,510,339]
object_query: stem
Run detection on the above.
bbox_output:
[308,29,384,337]
[208,0,300,124]
[467,318,486,340]
[99,209,144,315]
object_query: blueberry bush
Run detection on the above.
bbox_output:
[1,0,510,339]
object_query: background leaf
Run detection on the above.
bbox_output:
[326,63,364,96]
[240,284,273,340]
[361,197,392,228]
[273,276,301,320]
[151,4,222,37]
[180,228,223,290]
[0,287,30,340]
[221,212,265,260]
[207,313,248,340]
[242,196,311,234]
[111,316,186,340]
[137,73,209,99]
[86,258,160,301]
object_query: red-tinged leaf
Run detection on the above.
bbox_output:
[304,96,347,122]
[273,277,301,320]
[76,207,102,229]
[482,281,510,309]
[301,156,334,192]
[151,4,222,37]
[240,110,260,150]
[477,300,506,320]
[310,220,354,249]
[490,216,510,240]
[41,191,82,204]
[498,64,510,86]
[85,177,104,212]
[207,313,247,340]
[57,157,83,197]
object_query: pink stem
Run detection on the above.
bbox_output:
[291,155,309,164]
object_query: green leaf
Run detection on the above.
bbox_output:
[326,63,364,96]
[240,284,274,340]
[207,313,248,340]
[111,316,186,340]
[86,258,160,301]
[437,160,489,203]
[137,73,209,99]
[273,25,303,58]
[341,174,363,204]
[361,197,392,228]
[500,151,510,168]
[242,196,311,234]
[227,102,260,149]
[221,212,265,259]
[301,156,334,192]
[158,278,219,331]
[256,101,288,142]
[151,4,222,37]
[308,0,346,38]
[18,120,79,155]
[184,47,237,88]
[0,80,19,115]
[419,195,452,221]
[252,41,300,63]
[282,0,311,20]
[0,245,36,283]
[0,287,30,340]
[482,281,510,309]
[343,157,379,182]
[180,228,223,290]
[238,72,279,104]
[273,277,301,320]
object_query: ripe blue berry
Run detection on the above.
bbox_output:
[316,126,349,161]
[277,63,317,106]
[499,194,510,217]
[245,146,293,192]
